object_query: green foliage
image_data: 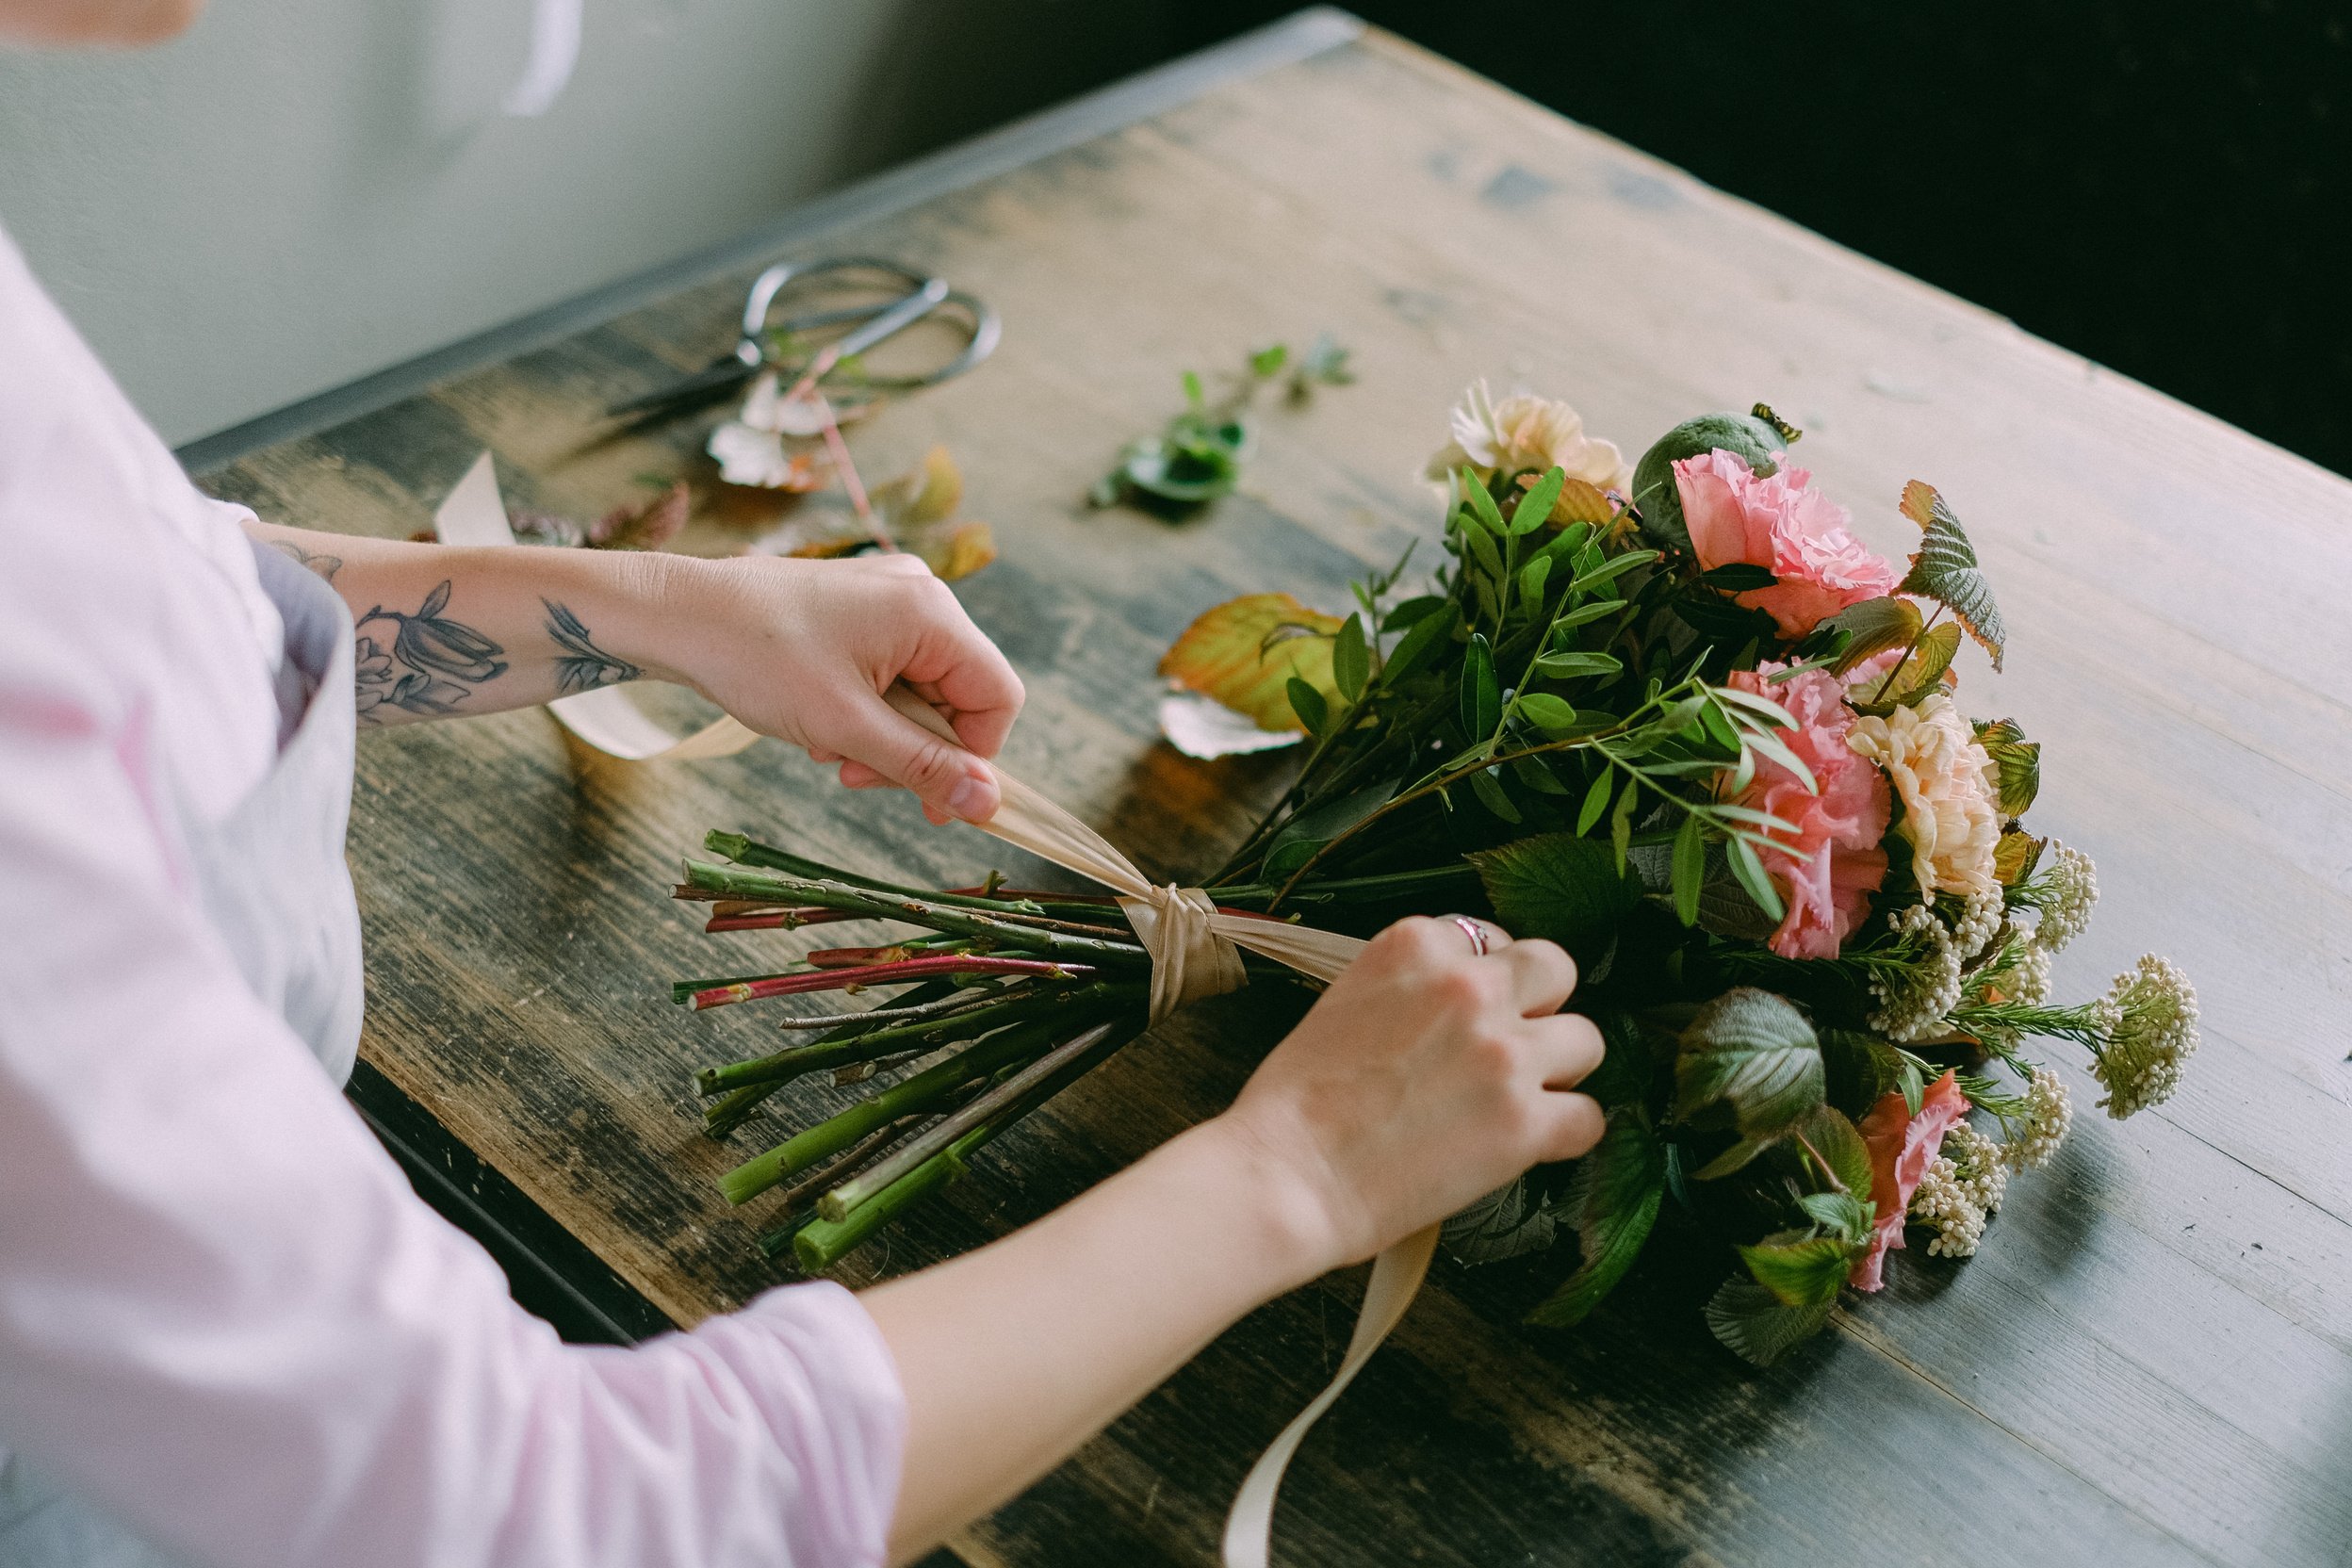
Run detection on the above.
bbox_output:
[1674,989,1825,1141]
[1812,596,1923,676]
[1975,717,2041,817]
[1738,1232,1854,1308]
[1705,1276,1835,1366]
[1896,481,2007,670]
[1527,1109,1666,1329]
[1469,832,1644,952]
[1460,632,1501,738]
[1286,676,1328,737]
[1094,338,1352,509]
[1331,612,1370,703]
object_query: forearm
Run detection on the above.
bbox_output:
[860,1117,1334,1562]
[247,522,694,726]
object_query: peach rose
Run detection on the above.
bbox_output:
[1851,1070,1968,1291]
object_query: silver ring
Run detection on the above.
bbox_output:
[1453,916,1490,957]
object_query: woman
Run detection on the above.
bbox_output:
[0,3,1609,1564]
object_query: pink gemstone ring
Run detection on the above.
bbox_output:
[1453,916,1491,957]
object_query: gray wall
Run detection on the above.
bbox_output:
[0,0,1168,446]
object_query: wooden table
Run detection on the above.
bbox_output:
[188,10,2352,1564]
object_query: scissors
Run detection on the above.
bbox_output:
[606,256,1001,423]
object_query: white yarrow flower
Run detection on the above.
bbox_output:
[2003,1065,2072,1169]
[1943,1122,2009,1213]
[1870,903,1967,1042]
[2034,841,2099,953]
[2090,955,2200,1119]
[1911,1157,1987,1258]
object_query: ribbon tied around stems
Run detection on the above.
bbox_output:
[881,691,1438,1568]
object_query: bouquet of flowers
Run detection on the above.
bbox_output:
[665,384,2198,1364]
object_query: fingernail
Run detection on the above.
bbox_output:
[946,774,996,824]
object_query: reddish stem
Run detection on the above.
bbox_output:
[689,956,1094,1012]
[805,944,920,969]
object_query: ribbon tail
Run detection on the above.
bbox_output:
[1220,1224,1440,1568]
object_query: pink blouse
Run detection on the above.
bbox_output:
[0,223,906,1568]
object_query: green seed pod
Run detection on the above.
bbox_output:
[1631,405,1799,556]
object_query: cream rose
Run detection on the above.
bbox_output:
[1421,380,1633,494]
[1846,694,2002,902]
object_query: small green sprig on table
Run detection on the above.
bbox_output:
[1088,335,1353,511]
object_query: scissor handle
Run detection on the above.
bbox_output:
[738,257,935,354]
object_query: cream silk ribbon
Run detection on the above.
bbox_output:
[433,452,1438,1560]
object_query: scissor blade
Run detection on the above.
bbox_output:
[604,357,758,419]
[828,277,951,362]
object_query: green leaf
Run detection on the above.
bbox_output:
[1820,1028,1921,1118]
[1380,595,1446,632]
[1262,784,1395,881]
[1993,825,2046,886]
[1462,521,1506,586]
[1897,481,2006,671]
[1331,612,1369,703]
[1514,692,1580,732]
[1441,1178,1558,1265]
[1555,599,1628,629]
[1725,834,1786,923]
[1469,767,1521,823]
[1526,1109,1666,1329]
[1974,717,2041,817]
[1698,562,1778,592]
[1533,650,1624,680]
[1797,1102,1873,1200]
[1286,677,1328,737]
[1816,596,1924,676]
[1249,343,1288,379]
[1705,1275,1834,1366]
[1737,1233,1854,1309]
[1518,554,1553,607]
[1382,604,1457,685]
[1460,633,1500,738]
[1691,1134,1776,1180]
[1181,368,1204,407]
[1511,755,1571,794]
[1468,831,1644,951]
[1569,549,1659,596]
[1671,812,1706,927]
[1712,684,1796,727]
[1462,470,1506,533]
[1511,466,1566,535]
[1576,770,1615,835]
[1674,988,1824,1138]
[1799,1190,1877,1245]
[1609,773,1639,873]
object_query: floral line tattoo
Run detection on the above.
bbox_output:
[544,599,642,694]
[269,539,342,581]
[353,580,507,722]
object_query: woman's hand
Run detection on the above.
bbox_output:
[652,553,1023,825]
[1207,914,1608,1277]
[864,911,1607,1559]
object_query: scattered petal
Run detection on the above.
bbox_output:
[1157,691,1305,759]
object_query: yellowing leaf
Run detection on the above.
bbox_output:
[918,521,996,581]
[876,446,964,529]
[1158,593,1343,732]
[1549,475,1618,527]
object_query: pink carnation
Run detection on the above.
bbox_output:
[1850,1070,1968,1291]
[1674,450,1902,637]
[1724,663,1890,959]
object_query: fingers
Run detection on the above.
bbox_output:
[1538,1092,1609,1163]
[1525,1011,1606,1090]
[825,689,1003,825]
[892,580,1025,760]
[1498,939,1577,1017]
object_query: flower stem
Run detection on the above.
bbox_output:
[695,980,1138,1094]
[688,954,1092,1012]
[700,980,963,1138]
[716,1009,1101,1204]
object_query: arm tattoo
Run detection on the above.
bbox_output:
[270,540,342,581]
[543,599,642,694]
[352,580,507,723]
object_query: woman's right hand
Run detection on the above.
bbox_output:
[1206,914,1609,1278]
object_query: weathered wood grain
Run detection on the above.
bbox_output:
[196,22,2352,1568]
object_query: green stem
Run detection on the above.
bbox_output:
[706,831,1051,916]
[716,1010,1095,1204]
[701,979,960,1138]
[785,1127,987,1268]
[696,980,1139,1095]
